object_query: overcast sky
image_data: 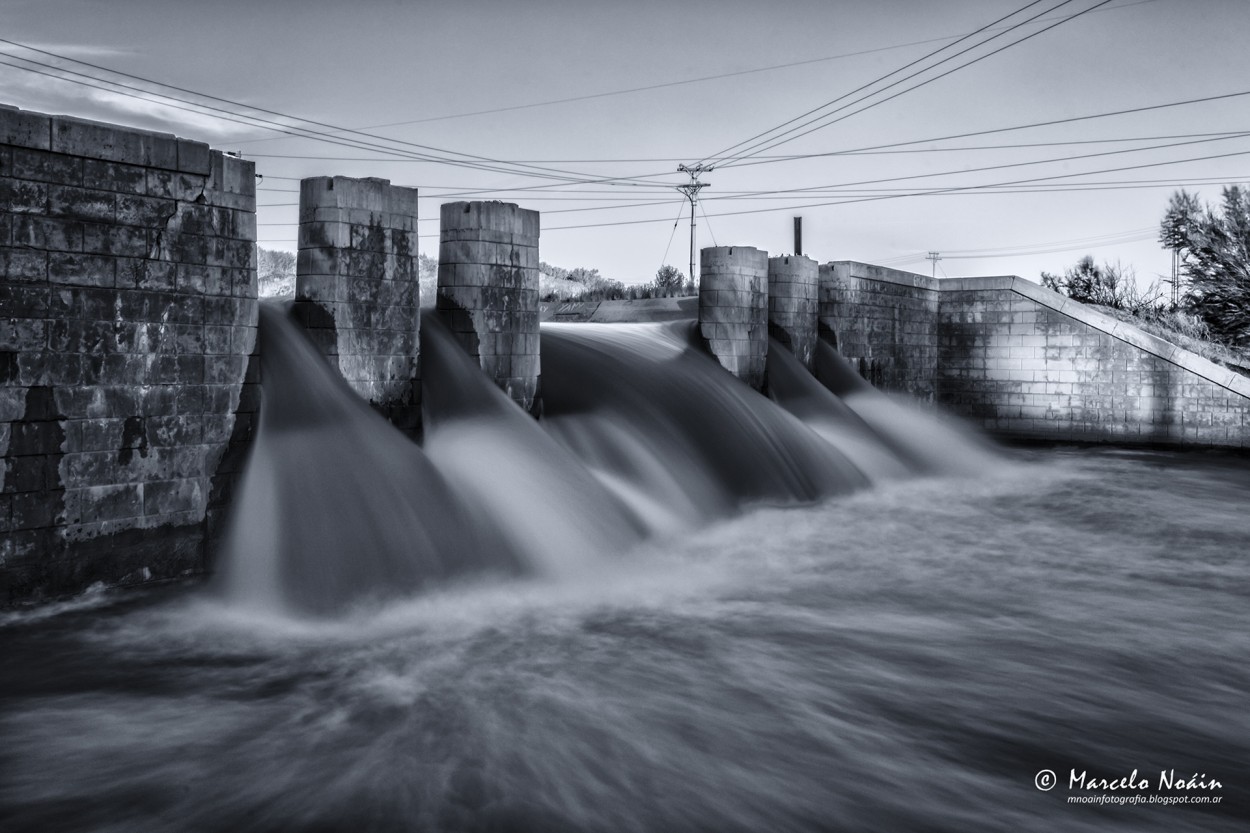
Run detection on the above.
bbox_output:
[4,0,1250,287]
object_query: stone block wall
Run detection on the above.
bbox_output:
[294,176,420,435]
[937,277,1250,446]
[0,105,257,604]
[436,201,541,414]
[767,254,818,371]
[818,261,939,402]
[699,246,769,390]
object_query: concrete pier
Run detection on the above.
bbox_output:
[294,176,421,435]
[436,201,541,414]
[699,246,769,390]
[767,254,818,371]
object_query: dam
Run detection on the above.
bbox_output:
[4,104,1249,605]
[2,106,1249,832]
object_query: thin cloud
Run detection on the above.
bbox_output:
[14,42,134,59]
[0,63,258,142]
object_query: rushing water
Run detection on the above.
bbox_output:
[1,311,1247,832]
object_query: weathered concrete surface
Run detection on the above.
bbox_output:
[437,201,541,413]
[938,276,1250,447]
[768,255,818,371]
[699,247,769,390]
[1,104,258,605]
[822,261,1250,447]
[294,176,420,435]
[819,262,939,402]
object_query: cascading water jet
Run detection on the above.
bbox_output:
[218,306,996,618]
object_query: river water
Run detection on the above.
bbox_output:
[1,312,1247,832]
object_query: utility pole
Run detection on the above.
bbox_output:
[1170,248,1178,306]
[677,164,712,285]
[926,251,942,279]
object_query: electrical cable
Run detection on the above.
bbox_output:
[538,146,1250,231]
[699,0,1059,165]
[705,131,1250,201]
[658,202,686,278]
[698,200,719,248]
[717,0,1119,166]
[236,130,1250,164]
[0,44,671,187]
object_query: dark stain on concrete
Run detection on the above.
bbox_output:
[117,416,148,466]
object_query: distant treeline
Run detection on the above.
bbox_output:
[257,248,696,303]
[536,262,696,302]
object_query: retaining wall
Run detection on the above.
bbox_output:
[938,277,1250,446]
[436,201,541,414]
[294,176,421,435]
[820,262,1250,447]
[1,105,258,604]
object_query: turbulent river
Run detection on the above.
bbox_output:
[1,310,1247,832]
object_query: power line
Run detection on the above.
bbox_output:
[951,235,1157,259]
[0,44,595,183]
[704,146,1250,219]
[699,200,719,248]
[0,55,621,185]
[255,177,1250,219]
[538,146,1250,232]
[874,226,1157,264]
[718,0,1120,166]
[230,36,1004,142]
[876,233,1156,264]
[723,90,1250,169]
[698,182,1250,197]
[658,201,686,279]
[14,28,1235,242]
[401,125,1250,210]
[236,130,1250,165]
[18,33,1240,222]
[702,0,1098,167]
[700,0,1057,165]
[729,1,1126,165]
[220,0,1154,147]
[257,173,1250,205]
[257,175,1250,216]
[0,41,670,188]
[705,132,1250,201]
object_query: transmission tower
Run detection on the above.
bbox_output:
[677,164,713,285]
[926,251,943,278]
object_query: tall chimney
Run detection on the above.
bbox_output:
[793,216,802,256]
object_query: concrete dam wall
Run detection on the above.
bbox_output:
[543,255,1248,451]
[1,104,551,605]
[4,103,1248,608]
[1,105,258,603]
[819,262,939,402]
[545,258,1249,448]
